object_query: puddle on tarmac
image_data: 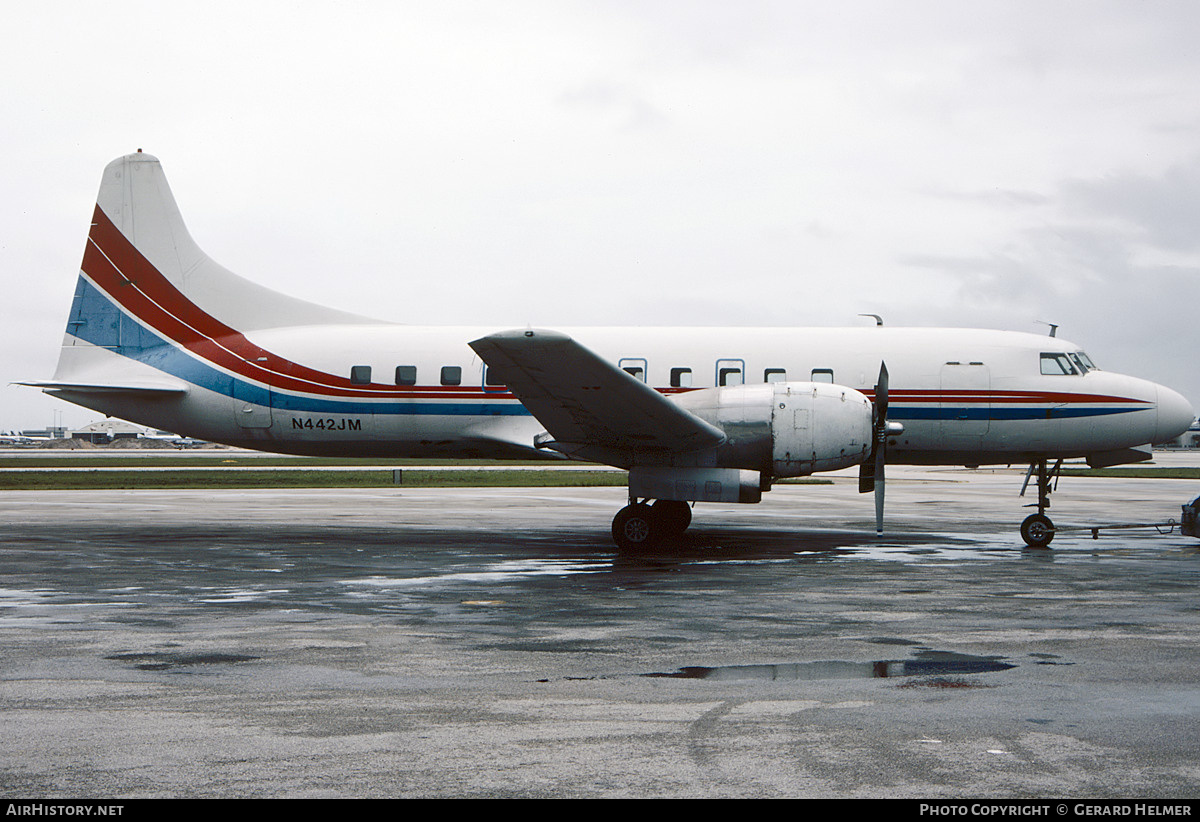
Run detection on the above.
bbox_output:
[106,651,260,671]
[644,649,1015,681]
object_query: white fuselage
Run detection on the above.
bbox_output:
[38,153,1195,475]
[55,321,1193,468]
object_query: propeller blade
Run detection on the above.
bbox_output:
[858,453,875,493]
[859,362,887,495]
[874,363,889,537]
[874,434,886,536]
[875,362,889,417]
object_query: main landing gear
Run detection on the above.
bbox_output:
[612,499,692,550]
[1019,458,1061,548]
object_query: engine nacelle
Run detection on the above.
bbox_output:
[770,381,874,476]
[629,466,763,504]
[674,381,873,479]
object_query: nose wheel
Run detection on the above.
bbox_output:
[1020,513,1055,548]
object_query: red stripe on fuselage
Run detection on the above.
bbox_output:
[82,207,1151,410]
[84,206,505,400]
[861,389,1149,405]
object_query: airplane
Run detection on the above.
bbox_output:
[21,152,1196,549]
[0,431,43,445]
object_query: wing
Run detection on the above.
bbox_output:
[469,329,724,465]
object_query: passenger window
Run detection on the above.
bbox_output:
[350,365,372,385]
[764,368,786,383]
[716,359,744,387]
[484,367,506,387]
[619,358,647,382]
[441,366,462,385]
[811,368,834,383]
[1040,353,1078,376]
[395,366,417,386]
[670,367,693,388]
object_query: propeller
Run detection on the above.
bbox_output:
[859,362,893,536]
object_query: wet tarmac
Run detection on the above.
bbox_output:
[2,462,1199,798]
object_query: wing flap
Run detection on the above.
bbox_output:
[469,329,724,460]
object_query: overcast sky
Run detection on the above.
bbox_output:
[3,0,1198,430]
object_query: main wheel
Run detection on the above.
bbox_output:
[651,499,692,537]
[1020,513,1055,548]
[612,503,659,550]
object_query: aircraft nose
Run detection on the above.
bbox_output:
[1156,385,1195,443]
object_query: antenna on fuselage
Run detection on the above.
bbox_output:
[859,314,883,326]
[1035,320,1058,337]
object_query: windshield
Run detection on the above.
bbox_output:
[1041,353,1079,376]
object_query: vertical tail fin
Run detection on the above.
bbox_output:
[86,151,373,332]
[49,152,375,386]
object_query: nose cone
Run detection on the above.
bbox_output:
[1156,385,1195,443]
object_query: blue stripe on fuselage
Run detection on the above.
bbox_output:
[67,276,530,417]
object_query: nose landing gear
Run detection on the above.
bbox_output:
[1019,458,1061,548]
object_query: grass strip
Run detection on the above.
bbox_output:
[0,456,559,469]
[1059,468,1200,479]
[0,469,631,491]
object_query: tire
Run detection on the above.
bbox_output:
[612,503,659,550]
[1020,513,1055,548]
[651,500,692,537]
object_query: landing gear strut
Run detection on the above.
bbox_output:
[611,499,692,550]
[1019,458,1061,548]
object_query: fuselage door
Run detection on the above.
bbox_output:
[232,381,273,429]
[939,362,990,447]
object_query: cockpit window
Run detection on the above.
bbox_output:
[1076,351,1098,371]
[1069,353,1089,374]
[1040,353,1079,376]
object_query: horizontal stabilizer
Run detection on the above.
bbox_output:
[17,379,187,396]
[469,329,725,462]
